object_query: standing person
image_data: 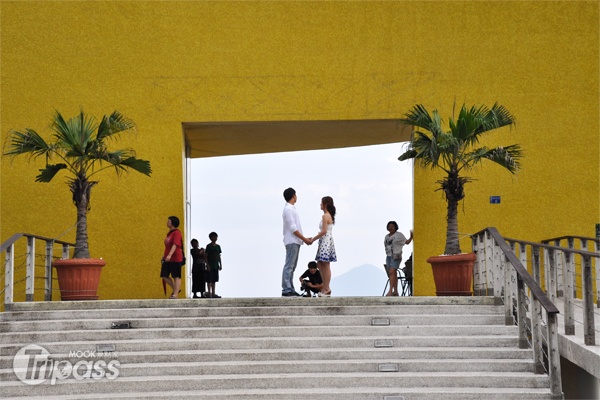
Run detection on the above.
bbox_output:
[281,187,312,297]
[161,216,184,299]
[299,261,323,297]
[384,221,413,297]
[190,239,206,299]
[205,232,222,298]
[311,196,336,297]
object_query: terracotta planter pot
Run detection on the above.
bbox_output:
[427,253,476,296]
[53,258,106,301]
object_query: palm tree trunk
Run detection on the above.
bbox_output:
[71,175,93,259]
[444,197,461,255]
[74,199,90,258]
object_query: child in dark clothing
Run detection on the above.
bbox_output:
[299,261,323,297]
[205,232,222,298]
[190,239,206,298]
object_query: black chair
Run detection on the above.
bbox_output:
[401,254,413,296]
[382,254,413,296]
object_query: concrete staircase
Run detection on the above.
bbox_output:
[0,297,555,399]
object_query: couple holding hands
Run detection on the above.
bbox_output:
[281,188,336,297]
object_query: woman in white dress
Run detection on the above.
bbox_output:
[311,196,336,296]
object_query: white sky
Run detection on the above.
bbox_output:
[189,143,413,297]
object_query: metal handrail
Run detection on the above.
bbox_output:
[541,235,600,248]
[2,233,74,311]
[472,227,563,399]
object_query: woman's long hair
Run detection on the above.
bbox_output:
[322,196,336,223]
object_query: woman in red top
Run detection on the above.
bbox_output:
[161,216,184,299]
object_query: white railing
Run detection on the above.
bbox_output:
[472,227,564,400]
[1,233,74,311]
[541,235,600,311]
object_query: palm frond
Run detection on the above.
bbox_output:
[408,131,439,169]
[466,144,523,173]
[398,149,417,162]
[400,104,445,139]
[52,110,97,157]
[476,103,516,135]
[117,157,152,176]
[97,111,136,141]
[450,104,488,143]
[35,163,67,183]
[4,129,51,158]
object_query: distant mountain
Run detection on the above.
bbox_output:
[330,264,388,297]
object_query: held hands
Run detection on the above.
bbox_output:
[304,237,314,245]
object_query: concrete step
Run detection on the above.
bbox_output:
[0,334,522,354]
[0,358,535,381]
[0,304,505,321]
[0,324,519,343]
[0,387,556,400]
[0,345,533,370]
[0,372,551,398]
[0,314,507,332]
[3,296,501,312]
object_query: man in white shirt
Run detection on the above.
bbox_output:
[282,187,312,297]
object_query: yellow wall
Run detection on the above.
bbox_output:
[1,1,598,299]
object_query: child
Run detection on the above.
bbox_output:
[205,232,222,298]
[190,239,206,298]
[298,261,323,297]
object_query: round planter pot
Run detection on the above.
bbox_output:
[53,258,106,301]
[427,253,476,296]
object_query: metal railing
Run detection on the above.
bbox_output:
[472,227,563,400]
[472,229,598,345]
[1,233,74,311]
[541,235,600,310]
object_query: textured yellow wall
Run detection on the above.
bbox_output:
[1,1,598,299]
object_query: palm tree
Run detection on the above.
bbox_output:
[4,110,152,258]
[399,103,522,255]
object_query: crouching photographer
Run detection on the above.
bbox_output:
[299,261,323,297]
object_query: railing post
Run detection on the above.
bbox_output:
[484,230,494,295]
[62,244,70,259]
[554,240,564,297]
[567,238,576,298]
[516,276,528,349]
[517,242,527,319]
[594,239,600,308]
[4,244,15,310]
[582,255,595,345]
[532,246,541,286]
[26,235,35,302]
[546,248,557,304]
[472,235,481,295]
[503,252,512,324]
[493,240,503,298]
[563,252,575,335]
[477,232,488,295]
[531,295,544,374]
[45,240,54,302]
[547,312,564,399]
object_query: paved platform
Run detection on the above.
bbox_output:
[553,297,600,379]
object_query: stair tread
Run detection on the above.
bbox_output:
[1,386,555,400]
[0,336,521,348]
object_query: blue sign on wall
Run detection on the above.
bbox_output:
[490,196,501,204]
